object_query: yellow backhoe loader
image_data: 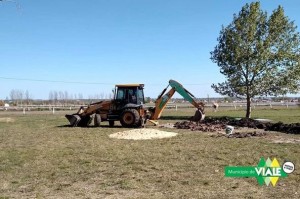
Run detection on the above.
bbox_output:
[65,79,205,127]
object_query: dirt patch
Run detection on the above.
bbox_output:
[211,131,267,138]
[268,135,300,144]
[159,123,175,128]
[109,128,178,140]
[0,117,15,123]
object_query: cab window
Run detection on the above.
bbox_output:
[116,88,125,100]
[137,88,144,104]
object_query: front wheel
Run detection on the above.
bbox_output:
[120,109,140,127]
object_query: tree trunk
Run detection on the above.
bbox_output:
[246,95,251,118]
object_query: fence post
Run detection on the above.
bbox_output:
[52,107,55,114]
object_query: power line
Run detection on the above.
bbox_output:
[0,76,114,85]
[0,76,212,86]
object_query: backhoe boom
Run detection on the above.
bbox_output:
[149,80,205,125]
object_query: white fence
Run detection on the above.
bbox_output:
[0,102,299,114]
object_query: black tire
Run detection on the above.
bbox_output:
[120,109,140,127]
[94,113,101,127]
[109,120,115,127]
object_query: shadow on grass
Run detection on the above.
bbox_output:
[204,116,238,121]
[159,116,191,120]
[159,115,238,121]
[57,125,120,128]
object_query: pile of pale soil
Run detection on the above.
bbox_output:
[0,117,15,123]
[109,128,178,140]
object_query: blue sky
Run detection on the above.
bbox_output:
[1,0,300,99]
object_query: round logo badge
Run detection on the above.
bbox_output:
[282,161,295,174]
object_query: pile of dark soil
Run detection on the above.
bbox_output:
[265,122,300,134]
[212,131,267,138]
[174,121,225,132]
[174,117,300,134]
[228,118,267,129]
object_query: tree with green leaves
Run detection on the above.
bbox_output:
[211,2,300,118]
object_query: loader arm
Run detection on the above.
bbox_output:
[65,101,106,127]
[149,80,205,124]
[76,101,104,116]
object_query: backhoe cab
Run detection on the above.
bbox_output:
[65,84,147,128]
[108,84,147,127]
[65,79,205,128]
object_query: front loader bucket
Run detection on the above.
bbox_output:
[192,109,205,122]
[65,114,93,127]
[65,114,81,127]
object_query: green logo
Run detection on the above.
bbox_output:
[224,158,290,186]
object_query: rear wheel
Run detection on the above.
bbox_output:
[120,109,140,127]
[94,113,101,127]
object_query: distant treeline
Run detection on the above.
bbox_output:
[1,89,299,106]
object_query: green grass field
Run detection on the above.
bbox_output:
[0,107,299,198]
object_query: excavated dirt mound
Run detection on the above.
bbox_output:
[174,121,225,132]
[174,117,300,134]
[109,129,178,140]
[264,122,300,134]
